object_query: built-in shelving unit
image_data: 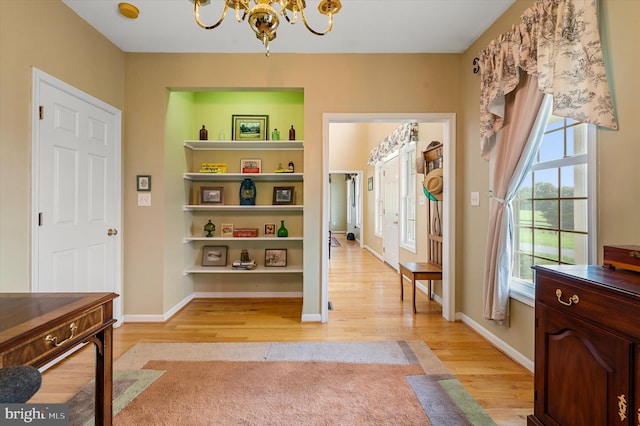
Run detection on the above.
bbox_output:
[183,139,304,277]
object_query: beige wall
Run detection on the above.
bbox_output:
[0,0,125,291]
[1,0,635,365]
[457,0,639,360]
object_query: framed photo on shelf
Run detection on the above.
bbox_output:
[265,248,287,267]
[272,186,294,205]
[232,115,268,141]
[264,223,276,237]
[202,246,228,266]
[136,175,151,191]
[240,159,262,174]
[221,224,234,237]
[200,186,224,204]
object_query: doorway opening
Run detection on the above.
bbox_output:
[321,113,456,323]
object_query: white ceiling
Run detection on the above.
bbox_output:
[61,0,515,54]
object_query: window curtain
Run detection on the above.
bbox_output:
[483,73,552,322]
[367,122,417,165]
[479,0,617,159]
[479,0,617,323]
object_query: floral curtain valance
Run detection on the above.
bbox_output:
[367,122,417,165]
[479,0,618,158]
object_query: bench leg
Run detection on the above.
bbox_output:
[412,276,417,314]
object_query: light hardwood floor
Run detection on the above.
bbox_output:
[32,233,533,424]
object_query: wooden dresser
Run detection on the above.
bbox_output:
[528,265,640,425]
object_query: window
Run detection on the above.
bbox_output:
[400,142,416,251]
[374,162,383,236]
[511,115,596,302]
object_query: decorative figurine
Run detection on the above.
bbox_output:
[204,220,215,237]
[289,125,295,140]
[199,125,208,141]
[239,178,256,206]
[240,249,250,262]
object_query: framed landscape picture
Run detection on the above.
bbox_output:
[200,186,224,204]
[232,115,268,141]
[273,186,294,205]
[202,246,228,267]
[265,249,287,267]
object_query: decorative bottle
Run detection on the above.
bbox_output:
[272,128,280,140]
[203,220,215,237]
[288,161,294,173]
[289,125,295,140]
[277,220,288,238]
[199,125,208,141]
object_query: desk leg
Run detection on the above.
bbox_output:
[400,272,404,301]
[94,325,113,426]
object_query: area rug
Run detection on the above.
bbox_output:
[70,341,495,426]
[330,234,341,247]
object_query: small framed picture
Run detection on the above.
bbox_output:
[273,186,294,205]
[232,115,268,141]
[221,224,234,237]
[240,159,261,174]
[264,223,276,236]
[265,248,287,267]
[368,177,373,191]
[200,186,224,204]
[136,175,151,191]
[202,246,228,266]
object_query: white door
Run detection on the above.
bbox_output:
[32,69,122,322]
[383,155,399,269]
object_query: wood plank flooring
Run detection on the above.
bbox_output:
[31,233,533,424]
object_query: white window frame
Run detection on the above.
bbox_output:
[509,122,597,307]
[400,142,416,252]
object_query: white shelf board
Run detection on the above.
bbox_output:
[184,172,303,182]
[184,205,303,212]
[184,265,303,275]
[184,140,303,151]
[183,236,303,243]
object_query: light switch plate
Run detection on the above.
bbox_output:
[471,191,480,206]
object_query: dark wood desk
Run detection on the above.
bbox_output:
[0,292,118,426]
[399,262,442,313]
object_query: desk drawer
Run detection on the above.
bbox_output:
[536,274,639,338]
[1,306,104,367]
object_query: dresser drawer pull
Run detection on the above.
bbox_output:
[556,289,579,306]
[45,322,78,347]
[630,251,640,259]
[617,394,627,421]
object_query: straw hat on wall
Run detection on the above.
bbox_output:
[424,168,443,201]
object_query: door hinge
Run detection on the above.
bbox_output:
[39,106,44,120]
[38,212,43,226]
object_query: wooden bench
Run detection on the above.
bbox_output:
[399,261,442,313]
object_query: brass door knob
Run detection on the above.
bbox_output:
[107,228,118,236]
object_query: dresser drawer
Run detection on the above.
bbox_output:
[536,272,640,339]
[0,306,104,367]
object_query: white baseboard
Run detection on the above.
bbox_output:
[301,313,322,322]
[363,245,383,261]
[458,312,534,373]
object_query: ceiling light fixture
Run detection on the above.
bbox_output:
[189,0,342,57]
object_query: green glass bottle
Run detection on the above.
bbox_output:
[277,220,288,238]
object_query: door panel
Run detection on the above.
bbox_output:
[34,71,121,320]
[383,156,399,269]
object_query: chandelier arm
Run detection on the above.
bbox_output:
[194,0,230,30]
[299,7,333,36]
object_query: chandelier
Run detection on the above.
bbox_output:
[190,0,342,56]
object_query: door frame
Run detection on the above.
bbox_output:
[328,170,364,248]
[31,68,123,322]
[322,113,456,322]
